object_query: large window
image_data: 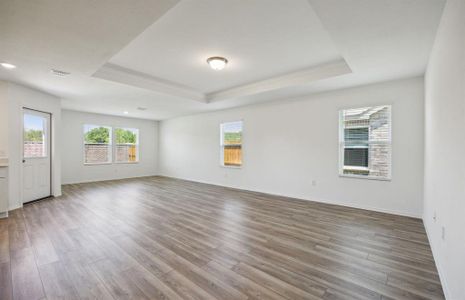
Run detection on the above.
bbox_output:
[220,121,243,167]
[83,125,112,164]
[115,128,139,163]
[339,105,391,179]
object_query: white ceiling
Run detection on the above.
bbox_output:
[107,0,341,94]
[0,0,445,120]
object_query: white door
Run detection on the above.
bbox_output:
[22,109,51,203]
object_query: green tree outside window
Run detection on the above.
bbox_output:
[115,128,137,144]
[224,132,242,145]
[84,127,110,143]
[24,129,44,142]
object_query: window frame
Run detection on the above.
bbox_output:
[338,105,392,181]
[114,127,140,164]
[220,120,243,168]
[343,126,370,170]
[83,124,113,165]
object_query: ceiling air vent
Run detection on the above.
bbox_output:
[137,107,147,111]
[50,69,70,77]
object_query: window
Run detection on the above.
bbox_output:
[83,125,112,164]
[23,113,47,158]
[115,128,139,163]
[220,121,243,167]
[344,127,369,168]
[339,105,391,179]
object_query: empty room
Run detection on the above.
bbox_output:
[0,0,464,299]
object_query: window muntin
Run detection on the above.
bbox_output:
[339,105,391,179]
[115,128,139,163]
[220,121,243,167]
[83,125,112,164]
[23,114,47,158]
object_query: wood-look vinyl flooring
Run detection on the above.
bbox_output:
[0,176,444,299]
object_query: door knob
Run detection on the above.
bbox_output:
[22,159,25,163]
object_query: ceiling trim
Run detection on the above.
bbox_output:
[206,59,352,102]
[93,63,206,102]
[93,59,351,104]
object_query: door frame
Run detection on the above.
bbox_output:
[22,107,53,204]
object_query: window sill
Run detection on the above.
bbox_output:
[221,165,242,169]
[339,173,391,181]
[84,161,139,166]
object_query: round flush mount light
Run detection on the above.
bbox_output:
[1,62,16,69]
[207,56,228,70]
[123,111,129,115]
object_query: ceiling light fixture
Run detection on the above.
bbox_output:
[123,111,129,114]
[1,62,16,69]
[207,56,228,70]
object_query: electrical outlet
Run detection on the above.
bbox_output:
[311,180,317,186]
[441,226,446,241]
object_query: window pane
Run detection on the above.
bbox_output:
[368,142,391,178]
[340,106,391,179]
[344,148,369,167]
[83,125,111,164]
[223,145,242,166]
[115,128,139,163]
[84,125,110,144]
[84,144,111,164]
[115,128,137,144]
[221,121,242,166]
[24,114,47,158]
[221,121,242,145]
[344,128,369,143]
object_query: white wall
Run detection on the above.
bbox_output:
[0,82,9,216]
[423,0,465,298]
[159,77,425,217]
[61,110,158,184]
[0,82,8,157]
[0,82,62,210]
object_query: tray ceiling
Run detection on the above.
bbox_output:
[0,0,445,119]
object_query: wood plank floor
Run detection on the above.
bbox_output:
[0,176,444,300]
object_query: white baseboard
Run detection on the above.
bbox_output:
[0,211,8,218]
[158,174,422,219]
[8,203,21,212]
[423,220,451,299]
[306,196,422,219]
[62,173,158,185]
